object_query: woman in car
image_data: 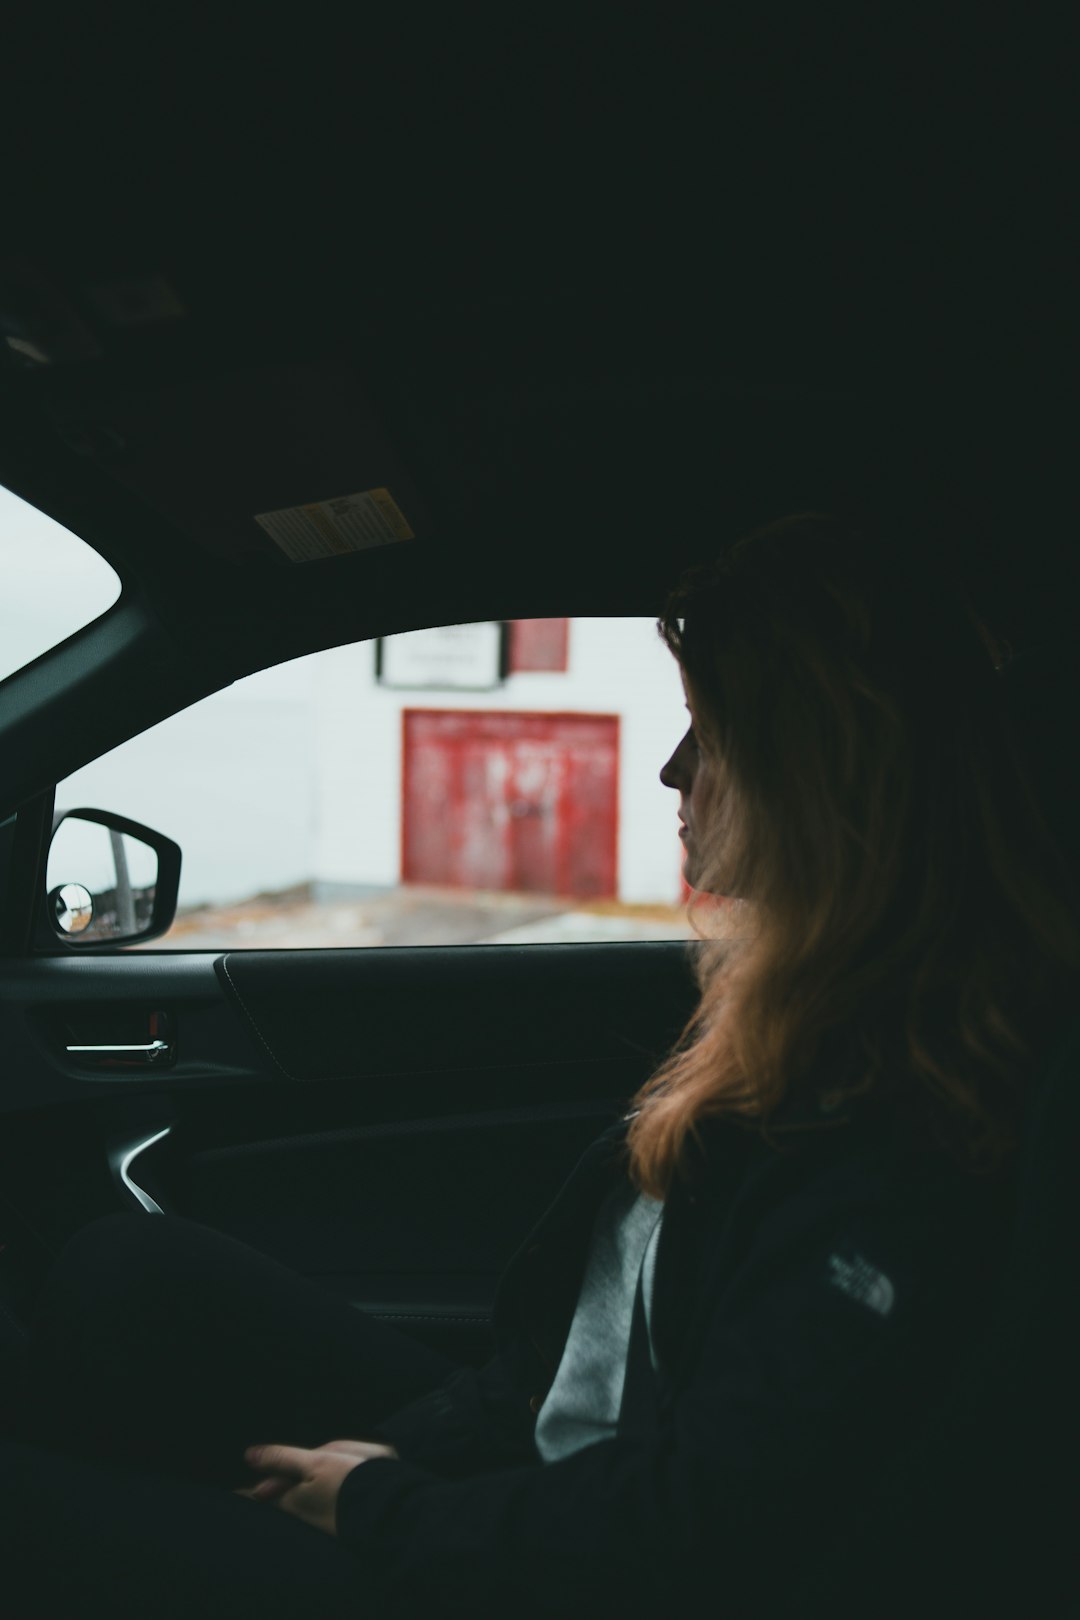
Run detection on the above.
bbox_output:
[2,512,1077,1617]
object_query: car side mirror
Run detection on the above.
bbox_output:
[40,808,181,948]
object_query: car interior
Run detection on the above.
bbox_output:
[1,26,1075,1612]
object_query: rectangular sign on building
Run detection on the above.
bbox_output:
[508,618,570,672]
[376,623,506,690]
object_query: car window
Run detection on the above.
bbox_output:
[0,482,122,684]
[52,619,695,948]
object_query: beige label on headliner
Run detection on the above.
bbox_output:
[254,488,415,562]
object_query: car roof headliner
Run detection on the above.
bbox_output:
[1,27,1073,811]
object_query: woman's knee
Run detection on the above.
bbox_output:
[34,1212,204,1329]
[53,1210,164,1281]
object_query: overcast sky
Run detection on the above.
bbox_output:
[0,482,122,683]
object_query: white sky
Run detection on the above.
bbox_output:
[0,483,122,683]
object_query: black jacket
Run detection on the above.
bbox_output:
[341,1090,1014,1617]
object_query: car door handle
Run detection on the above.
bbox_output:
[65,1039,172,1061]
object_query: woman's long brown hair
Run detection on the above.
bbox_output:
[625,514,1080,1200]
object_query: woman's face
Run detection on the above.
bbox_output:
[659,681,726,893]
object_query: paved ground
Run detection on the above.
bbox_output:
[148,884,693,950]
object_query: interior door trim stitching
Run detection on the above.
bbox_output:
[242,1053,636,1085]
[367,1313,492,1325]
[217,954,295,1080]
[187,1099,622,1162]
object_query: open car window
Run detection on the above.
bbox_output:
[52,617,695,948]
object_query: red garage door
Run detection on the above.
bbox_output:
[402,710,618,898]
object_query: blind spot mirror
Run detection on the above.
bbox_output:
[50,882,94,934]
[41,808,182,948]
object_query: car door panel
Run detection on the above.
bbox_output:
[0,941,699,1363]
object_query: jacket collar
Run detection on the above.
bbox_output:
[619,1086,859,1197]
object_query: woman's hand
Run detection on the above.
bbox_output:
[234,1438,399,1536]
